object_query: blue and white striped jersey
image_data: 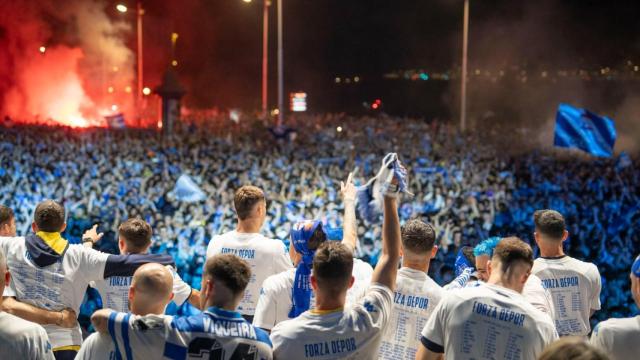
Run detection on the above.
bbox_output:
[106,307,273,360]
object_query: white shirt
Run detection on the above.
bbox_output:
[90,265,191,313]
[253,258,373,330]
[206,231,292,316]
[0,311,54,359]
[378,267,444,360]
[590,316,640,360]
[421,283,558,360]
[270,284,393,359]
[453,275,556,320]
[0,236,109,349]
[105,308,273,360]
[522,274,556,321]
[75,332,114,360]
[532,256,602,336]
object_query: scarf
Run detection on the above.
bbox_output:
[289,220,324,318]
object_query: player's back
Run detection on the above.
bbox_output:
[270,284,393,359]
[206,231,291,317]
[253,258,373,330]
[0,235,109,348]
[90,254,177,312]
[107,307,273,360]
[590,316,640,360]
[378,267,443,360]
[422,284,557,360]
[532,256,601,336]
[0,311,54,359]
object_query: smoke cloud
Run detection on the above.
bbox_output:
[0,0,134,127]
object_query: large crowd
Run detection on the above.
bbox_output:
[0,114,638,328]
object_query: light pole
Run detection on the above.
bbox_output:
[262,1,270,119]
[243,0,271,119]
[276,0,284,126]
[460,0,469,131]
[117,2,144,123]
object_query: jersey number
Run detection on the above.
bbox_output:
[188,338,258,360]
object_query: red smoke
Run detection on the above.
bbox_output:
[0,0,135,127]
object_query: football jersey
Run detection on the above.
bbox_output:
[532,256,602,336]
[90,262,191,313]
[590,316,640,360]
[253,258,373,330]
[0,311,54,359]
[270,284,393,359]
[106,307,273,360]
[206,231,292,316]
[378,267,444,360]
[421,283,558,360]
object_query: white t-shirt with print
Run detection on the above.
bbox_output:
[270,284,393,359]
[206,231,292,316]
[253,258,373,330]
[532,256,601,336]
[522,274,556,321]
[0,236,109,349]
[89,265,192,313]
[0,311,54,359]
[378,267,444,360]
[590,316,640,360]
[421,283,558,360]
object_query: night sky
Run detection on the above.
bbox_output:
[130,0,640,109]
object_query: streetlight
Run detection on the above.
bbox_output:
[243,0,271,120]
[276,0,284,126]
[460,0,470,131]
[116,2,144,123]
[243,0,282,125]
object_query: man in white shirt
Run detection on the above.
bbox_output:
[206,185,292,321]
[0,248,54,359]
[0,205,79,341]
[76,262,175,359]
[86,218,198,312]
[589,255,640,360]
[0,200,180,359]
[417,237,558,360]
[531,209,602,337]
[253,174,373,331]
[474,237,555,319]
[90,254,273,360]
[270,169,405,359]
[378,219,443,360]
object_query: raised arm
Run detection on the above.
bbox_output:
[82,224,104,248]
[370,195,401,290]
[1,297,77,328]
[340,172,358,252]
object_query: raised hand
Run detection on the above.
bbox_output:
[82,224,104,245]
[340,172,356,203]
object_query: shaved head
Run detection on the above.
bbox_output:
[129,263,174,314]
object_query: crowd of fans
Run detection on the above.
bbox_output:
[0,113,638,328]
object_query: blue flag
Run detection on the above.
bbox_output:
[172,174,206,202]
[554,103,616,157]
